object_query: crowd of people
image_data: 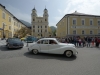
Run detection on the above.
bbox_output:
[58,36,100,48]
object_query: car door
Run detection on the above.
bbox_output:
[37,40,49,53]
[48,40,60,54]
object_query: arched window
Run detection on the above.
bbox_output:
[45,19,47,21]
[33,19,35,21]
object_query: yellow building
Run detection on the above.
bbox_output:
[31,7,49,38]
[56,11,100,38]
[0,4,26,38]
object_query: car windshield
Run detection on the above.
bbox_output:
[8,38,21,42]
[56,38,61,43]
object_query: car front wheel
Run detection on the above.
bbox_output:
[65,50,73,57]
[32,49,38,54]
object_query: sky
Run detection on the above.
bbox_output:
[1,0,100,27]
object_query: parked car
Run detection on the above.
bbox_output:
[28,38,78,57]
[6,38,24,49]
[26,36,37,43]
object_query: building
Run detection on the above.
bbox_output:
[31,7,49,38]
[0,4,26,38]
[56,11,100,38]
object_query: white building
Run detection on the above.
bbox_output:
[31,7,49,38]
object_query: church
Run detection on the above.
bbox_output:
[31,7,49,38]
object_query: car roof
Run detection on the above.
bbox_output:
[7,38,19,39]
[39,38,57,40]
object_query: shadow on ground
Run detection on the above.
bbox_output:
[24,51,77,61]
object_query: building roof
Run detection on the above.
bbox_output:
[66,11,100,17]
[0,4,27,27]
[56,11,100,26]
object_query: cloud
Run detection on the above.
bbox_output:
[58,0,100,15]
[6,5,31,23]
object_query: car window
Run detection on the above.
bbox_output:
[37,40,41,44]
[37,40,48,44]
[42,40,48,44]
[8,38,21,42]
[49,40,57,44]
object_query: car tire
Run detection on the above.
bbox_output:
[32,49,38,55]
[65,50,73,57]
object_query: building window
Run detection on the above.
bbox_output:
[33,19,35,21]
[45,26,47,28]
[90,31,93,34]
[82,20,85,25]
[45,29,47,32]
[45,19,47,21]
[38,30,39,32]
[41,30,42,32]
[90,20,93,25]
[2,12,5,19]
[9,26,11,30]
[9,17,11,22]
[82,30,84,34]
[41,26,42,28]
[2,23,5,29]
[73,30,76,34]
[98,30,100,34]
[14,22,15,25]
[73,19,76,25]
[98,21,100,25]
[38,26,39,28]
[17,23,18,27]
[33,26,35,28]
[33,29,35,32]
[19,24,20,27]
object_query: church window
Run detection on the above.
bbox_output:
[33,19,35,21]
[45,26,47,28]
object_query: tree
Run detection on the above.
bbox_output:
[15,27,31,38]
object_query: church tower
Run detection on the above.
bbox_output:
[43,7,49,22]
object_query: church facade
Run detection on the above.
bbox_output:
[31,7,49,38]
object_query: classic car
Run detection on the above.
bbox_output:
[28,38,78,57]
[6,38,24,49]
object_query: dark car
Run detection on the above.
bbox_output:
[6,38,24,49]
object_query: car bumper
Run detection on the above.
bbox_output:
[8,46,23,48]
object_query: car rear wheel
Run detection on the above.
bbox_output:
[65,50,73,57]
[32,49,38,54]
